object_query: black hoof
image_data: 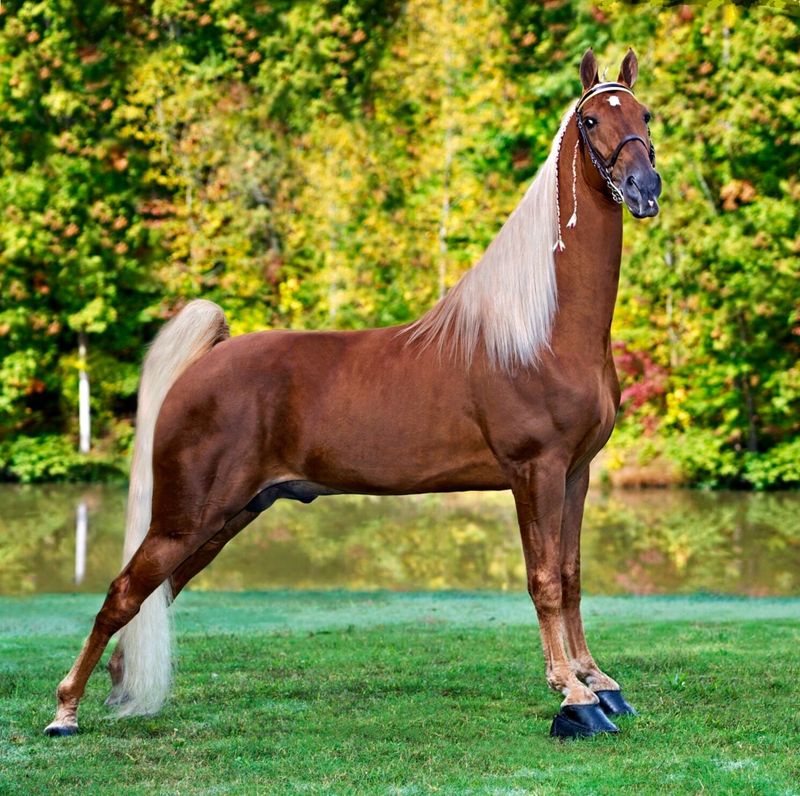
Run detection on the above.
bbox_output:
[596,689,637,717]
[550,703,620,739]
[44,724,78,737]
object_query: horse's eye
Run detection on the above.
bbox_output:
[643,111,651,124]
[584,117,597,130]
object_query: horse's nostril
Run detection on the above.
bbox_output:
[627,175,637,187]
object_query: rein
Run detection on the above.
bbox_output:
[575,82,656,204]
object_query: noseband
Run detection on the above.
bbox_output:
[575,82,656,204]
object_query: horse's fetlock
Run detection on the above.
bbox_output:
[561,683,600,706]
[588,671,620,691]
[571,655,595,675]
[545,663,573,693]
[56,682,77,707]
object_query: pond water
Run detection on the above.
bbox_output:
[0,484,798,596]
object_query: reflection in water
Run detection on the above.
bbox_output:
[0,484,798,596]
[75,500,88,586]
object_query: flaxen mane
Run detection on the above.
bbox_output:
[405,104,577,371]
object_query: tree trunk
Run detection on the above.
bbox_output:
[736,313,758,454]
[78,332,91,454]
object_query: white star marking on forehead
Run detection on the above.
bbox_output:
[608,95,621,107]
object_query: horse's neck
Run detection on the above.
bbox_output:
[551,123,623,362]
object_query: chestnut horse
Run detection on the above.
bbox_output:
[45,48,661,739]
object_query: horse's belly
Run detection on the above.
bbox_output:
[295,404,507,494]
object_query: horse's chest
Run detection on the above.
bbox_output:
[479,369,619,464]
[580,387,618,453]
[550,379,612,436]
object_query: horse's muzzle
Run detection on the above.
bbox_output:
[621,167,662,218]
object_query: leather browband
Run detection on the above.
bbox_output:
[576,82,635,111]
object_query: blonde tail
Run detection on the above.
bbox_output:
[112,300,229,717]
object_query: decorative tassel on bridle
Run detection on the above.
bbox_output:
[553,137,579,253]
[552,108,576,254]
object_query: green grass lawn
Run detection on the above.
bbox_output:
[1,592,799,795]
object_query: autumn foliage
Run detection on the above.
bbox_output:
[0,1,798,486]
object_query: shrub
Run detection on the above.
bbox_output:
[664,430,744,489]
[0,435,125,483]
[744,439,800,490]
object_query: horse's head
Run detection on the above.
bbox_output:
[576,48,661,218]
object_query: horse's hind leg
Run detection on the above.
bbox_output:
[106,509,259,701]
[560,469,636,717]
[45,527,214,735]
[169,509,259,597]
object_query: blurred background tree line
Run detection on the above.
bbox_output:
[0,0,797,487]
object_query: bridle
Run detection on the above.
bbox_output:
[552,82,658,252]
[575,82,656,204]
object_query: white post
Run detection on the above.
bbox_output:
[78,331,91,454]
[75,500,88,585]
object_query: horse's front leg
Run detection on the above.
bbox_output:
[560,468,636,718]
[510,458,619,738]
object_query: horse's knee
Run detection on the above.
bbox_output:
[527,570,561,614]
[560,563,581,611]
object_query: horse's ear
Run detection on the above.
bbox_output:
[617,48,638,88]
[580,49,599,91]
